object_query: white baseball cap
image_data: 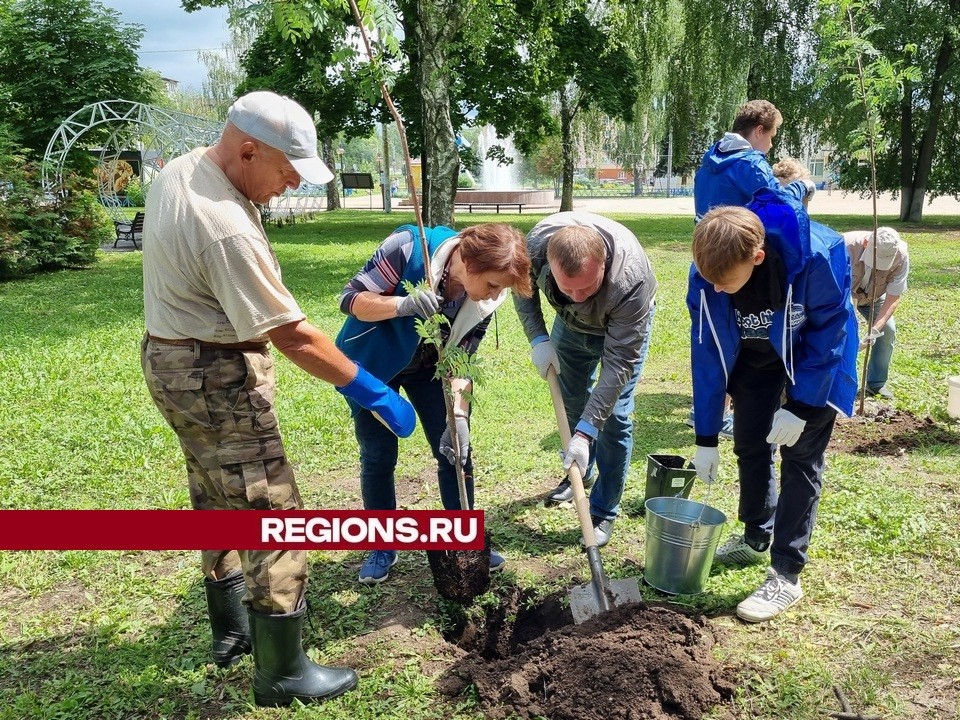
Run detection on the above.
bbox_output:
[863,227,901,271]
[227,91,333,185]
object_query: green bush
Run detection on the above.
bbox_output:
[457,174,475,189]
[124,178,145,207]
[0,129,110,279]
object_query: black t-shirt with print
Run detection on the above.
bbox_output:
[731,243,787,369]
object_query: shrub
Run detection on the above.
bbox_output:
[0,128,110,279]
[124,178,145,207]
[457,174,475,189]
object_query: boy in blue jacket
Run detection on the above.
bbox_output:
[687,192,858,622]
[694,100,815,223]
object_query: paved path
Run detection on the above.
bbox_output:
[342,190,960,217]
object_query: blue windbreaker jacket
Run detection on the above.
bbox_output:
[694,133,808,222]
[687,190,859,439]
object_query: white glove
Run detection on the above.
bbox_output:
[766,408,806,447]
[396,289,441,319]
[859,327,883,349]
[531,340,560,379]
[562,432,591,476]
[693,445,720,484]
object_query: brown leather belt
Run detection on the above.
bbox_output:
[147,334,268,351]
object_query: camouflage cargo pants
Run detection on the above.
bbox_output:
[141,334,306,614]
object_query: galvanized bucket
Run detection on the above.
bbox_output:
[643,496,727,595]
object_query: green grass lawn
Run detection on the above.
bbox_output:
[0,210,958,719]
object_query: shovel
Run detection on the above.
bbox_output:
[546,367,641,624]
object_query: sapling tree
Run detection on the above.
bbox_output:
[816,0,919,413]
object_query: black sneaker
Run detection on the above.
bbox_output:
[545,475,596,505]
[866,386,894,399]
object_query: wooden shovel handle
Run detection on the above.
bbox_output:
[546,367,600,549]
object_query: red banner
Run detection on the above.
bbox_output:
[0,510,485,551]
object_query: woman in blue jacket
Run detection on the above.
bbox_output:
[336,223,532,585]
[687,191,858,622]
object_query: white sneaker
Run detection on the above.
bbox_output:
[714,533,768,565]
[736,568,804,622]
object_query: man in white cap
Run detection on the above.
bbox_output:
[141,91,416,707]
[843,227,910,399]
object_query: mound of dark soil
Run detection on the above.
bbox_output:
[440,587,735,720]
[830,405,959,455]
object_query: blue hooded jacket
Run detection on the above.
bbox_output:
[687,190,859,439]
[694,133,808,222]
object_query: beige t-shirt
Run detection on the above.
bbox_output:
[142,148,305,343]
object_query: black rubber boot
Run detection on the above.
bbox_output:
[204,572,251,668]
[249,602,358,707]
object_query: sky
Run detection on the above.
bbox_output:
[100,1,232,93]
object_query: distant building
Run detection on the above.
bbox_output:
[161,77,180,94]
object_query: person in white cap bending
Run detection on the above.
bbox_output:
[140,91,416,707]
[843,227,910,399]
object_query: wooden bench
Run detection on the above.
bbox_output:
[454,202,526,214]
[114,211,145,249]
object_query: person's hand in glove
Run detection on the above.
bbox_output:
[439,413,470,467]
[396,289,442,319]
[693,445,720,484]
[766,408,806,447]
[336,364,416,437]
[859,327,883,349]
[530,337,560,379]
[562,432,591,476]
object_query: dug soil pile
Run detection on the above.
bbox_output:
[440,586,736,720]
[829,404,959,455]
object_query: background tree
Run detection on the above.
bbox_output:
[815,0,954,222]
[238,9,383,210]
[0,0,157,162]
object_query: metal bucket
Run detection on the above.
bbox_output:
[643,454,696,507]
[644,496,727,595]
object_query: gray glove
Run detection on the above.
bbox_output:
[396,290,441,319]
[439,415,470,467]
[531,339,560,379]
[693,445,720,484]
[562,432,591,476]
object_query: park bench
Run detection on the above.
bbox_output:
[454,202,526,214]
[114,211,144,249]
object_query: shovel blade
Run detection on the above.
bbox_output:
[569,577,642,624]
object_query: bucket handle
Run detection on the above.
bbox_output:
[675,460,712,529]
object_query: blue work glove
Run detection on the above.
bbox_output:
[396,289,442,319]
[336,364,416,438]
[439,414,470,467]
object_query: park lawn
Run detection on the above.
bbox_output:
[0,210,957,720]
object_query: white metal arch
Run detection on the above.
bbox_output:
[42,99,221,219]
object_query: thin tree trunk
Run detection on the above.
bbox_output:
[416,0,467,227]
[324,137,341,211]
[898,80,913,220]
[560,90,574,212]
[905,15,956,222]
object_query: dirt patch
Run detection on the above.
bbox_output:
[829,405,960,456]
[427,531,492,604]
[439,586,735,720]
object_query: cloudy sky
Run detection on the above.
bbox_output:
[100,1,232,92]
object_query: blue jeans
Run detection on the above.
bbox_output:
[550,308,654,520]
[728,360,836,577]
[857,298,895,391]
[353,357,473,512]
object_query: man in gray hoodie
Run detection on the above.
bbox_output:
[514,212,657,547]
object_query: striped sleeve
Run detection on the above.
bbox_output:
[340,230,416,314]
